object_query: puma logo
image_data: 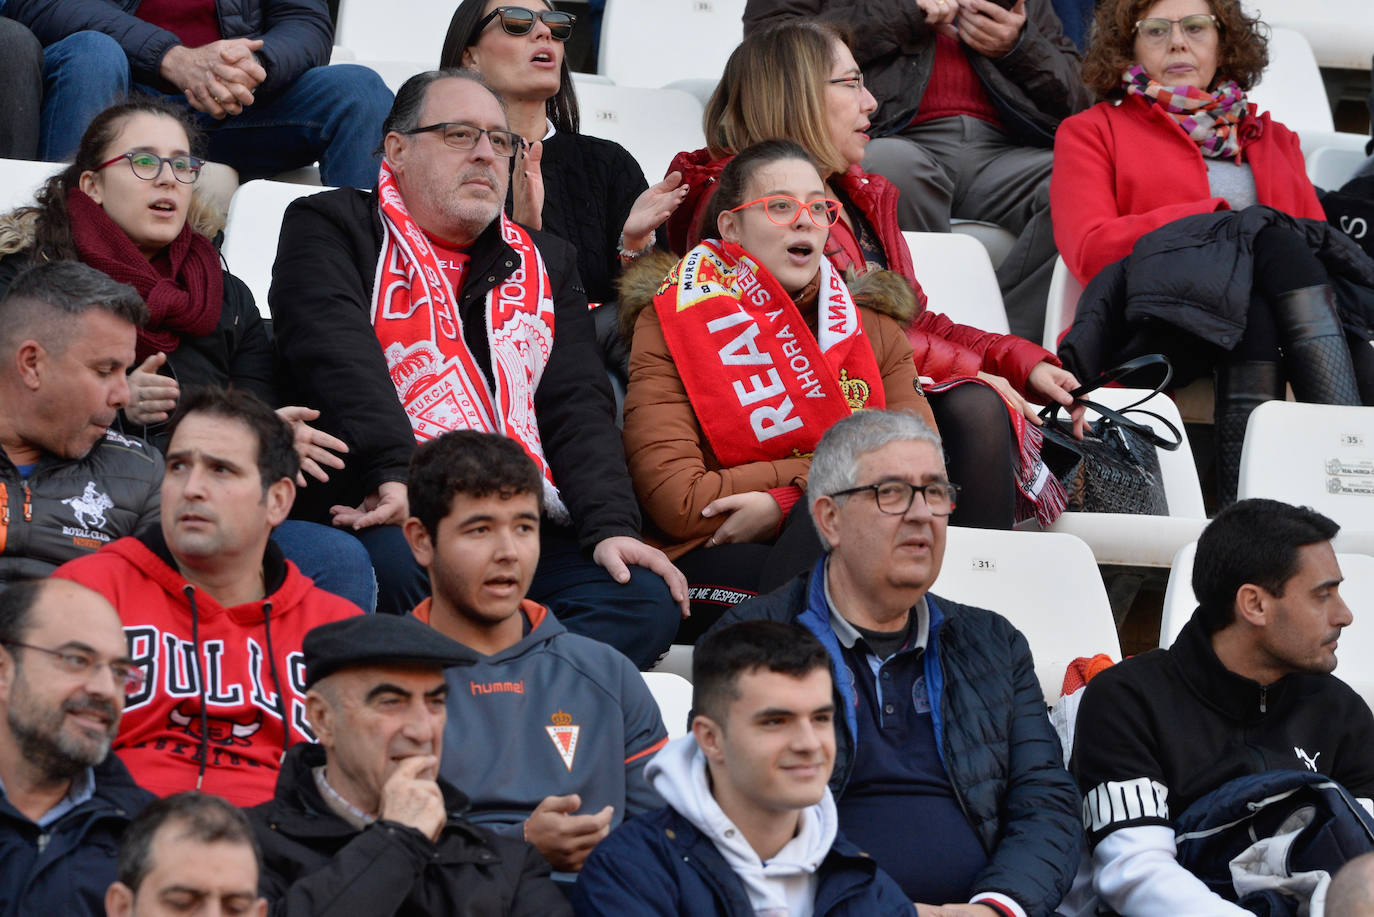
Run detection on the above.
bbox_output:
[1294,747,1321,772]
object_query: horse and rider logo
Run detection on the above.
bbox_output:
[62,481,114,529]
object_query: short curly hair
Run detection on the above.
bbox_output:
[1081,0,1269,99]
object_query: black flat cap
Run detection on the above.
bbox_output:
[303,615,470,688]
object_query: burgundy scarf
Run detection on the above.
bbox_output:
[67,189,223,362]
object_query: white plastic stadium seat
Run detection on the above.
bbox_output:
[347,59,432,95]
[950,220,1016,270]
[935,526,1122,704]
[221,180,334,319]
[903,231,1010,335]
[1044,387,1210,568]
[1248,28,1333,134]
[0,158,64,217]
[652,644,694,682]
[642,672,693,739]
[598,0,745,88]
[334,0,456,64]
[1302,133,1372,191]
[1242,0,1373,71]
[574,83,705,185]
[1238,401,1374,556]
[1042,256,1083,351]
[1160,542,1374,705]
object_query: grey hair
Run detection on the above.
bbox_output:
[807,410,943,544]
[381,68,506,146]
[0,261,147,354]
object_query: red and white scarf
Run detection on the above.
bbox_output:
[655,240,885,467]
[372,160,567,520]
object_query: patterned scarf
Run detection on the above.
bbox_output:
[67,188,223,363]
[1122,65,1252,161]
[371,160,568,521]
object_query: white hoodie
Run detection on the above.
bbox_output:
[647,735,839,917]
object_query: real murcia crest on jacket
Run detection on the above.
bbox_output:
[546,709,580,771]
[1294,747,1322,772]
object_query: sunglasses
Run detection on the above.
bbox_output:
[477,6,577,41]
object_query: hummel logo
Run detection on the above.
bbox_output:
[1294,747,1321,772]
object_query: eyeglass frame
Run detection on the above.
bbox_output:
[1,638,147,694]
[727,195,843,227]
[403,122,524,158]
[828,479,961,516]
[1133,13,1219,44]
[476,5,578,41]
[95,151,204,184]
[828,74,865,91]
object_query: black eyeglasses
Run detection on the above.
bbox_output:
[829,480,960,516]
[1,639,147,694]
[405,122,523,158]
[828,74,865,91]
[477,6,577,41]
[96,151,203,184]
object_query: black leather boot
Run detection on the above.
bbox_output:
[1273,285,1362,405]
[1214,360,1285,506]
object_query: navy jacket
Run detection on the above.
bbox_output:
[7,0,332,98]
[0,753,153,917]
[570,806,913,917]
[719,562,1082,916]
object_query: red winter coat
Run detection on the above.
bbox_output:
[1050,94,1325,286]
[54,530,361,806]
[664,148,1057,393]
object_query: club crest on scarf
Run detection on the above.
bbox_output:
[654,240,883,468]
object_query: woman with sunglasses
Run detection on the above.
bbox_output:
[666,20,1084,529]
[620,140,932,636]
[1052,0,1374,501]
[439,0,687,316]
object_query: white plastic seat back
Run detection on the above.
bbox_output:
[1043,255,1083,351]
[1238,401,1374,555]
[1159,540,1200,647]
[335,0,456,63]
[903,231,1010,334]
[642,672,694,739]
[935,526,1121,704]
[0,158,63,217]
[574,83,705,183]
[221,180,334,319]
[1247,28,1334,134]
[348,59,432,95]
[598,0,745,87]
[1242,0,1373,70]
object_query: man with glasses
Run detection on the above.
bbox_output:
[720,409,1081,916]
[0,578,154,917]
[268,69,686,666]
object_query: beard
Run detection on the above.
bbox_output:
[7,686,118,780]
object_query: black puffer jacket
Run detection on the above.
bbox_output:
[247,743,570,917]
[719,562,1082,917]
[1059,206,1374,385]
[268,187,639,547]
[6,0,331,99]
[743,0,1092,145]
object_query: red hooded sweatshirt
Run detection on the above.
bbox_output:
[54,530,360,806]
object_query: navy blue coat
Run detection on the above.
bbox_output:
[0,753,154,917]
[570,806,914,917]
[6,0,331,98]
[719,563,1082,917]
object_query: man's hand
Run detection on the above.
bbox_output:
[1025,362,1088,438]
[511,140,544,229]
[956,0,1027,58]
[591,535,690,618]
[701,492,782,546]
[378,755,446,842]
[523,794,614,872]
[620,171,689,253]
[915,904,1000,916]
[331,480,408,530]
[917,0,960,38]
[160,39,266,118]
[125,352,179,424]
[275,406,349,485]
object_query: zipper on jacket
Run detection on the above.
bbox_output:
[22,483,32,522]
[36,831,50,854]
[1259,686,1268,714]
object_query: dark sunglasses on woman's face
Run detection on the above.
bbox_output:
[477,6,577,41]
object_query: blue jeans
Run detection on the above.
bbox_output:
[40,32,391,189]
[351,523,680,669]
[272,520,378,613]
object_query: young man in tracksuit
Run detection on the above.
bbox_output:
[1072,498,1374,915]
[55,388,359,806]
[402,430,668,876]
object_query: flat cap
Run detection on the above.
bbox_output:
[303,615,470,688]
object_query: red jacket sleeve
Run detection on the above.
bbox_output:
[914,310,1059,392]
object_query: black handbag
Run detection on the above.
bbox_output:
[1037,354,1183,515]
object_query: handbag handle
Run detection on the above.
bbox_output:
[1038,354,1183,452]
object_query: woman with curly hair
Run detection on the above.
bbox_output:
[1052,0,1374,501]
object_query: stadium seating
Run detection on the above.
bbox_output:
[1160,541,1374,705]
[1238,401,1374,556]
[334,0,455,65]
[936,526,1122,704]
[0,157,63,216]
[574,82,706,184]
[904,231,1010,335]
[1042,256,1081,351]
[1242,0,1373,71]
[221,179,333,319]
[642,671,694,739]
[598,0,745,88]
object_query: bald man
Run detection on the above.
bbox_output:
[1328,853,1374,917]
